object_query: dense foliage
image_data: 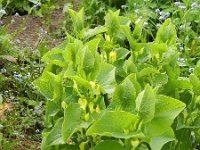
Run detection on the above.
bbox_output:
[1,0,200,149]
[34,6,200,149]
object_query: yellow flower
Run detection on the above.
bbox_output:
[109,51,117,62]
[78,98,87,111]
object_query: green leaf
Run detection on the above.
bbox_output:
[62,103,82,142]
[45,118,64,146]
[91,140,124,150]
[105,10,120,39]
[46,100,60,117]
[69,8,85,38]
[121,25,137,50]
[33,72,62,100]
[42,49,66,68]
[0,132,2,144]
[155,19,177,47]
[149,128,175,150]
[115,47,130,60]
[94,63,116,93]
[189,74,200,95]
[71,76,91,88]
[84,26,107,39]
[149,43,168,59]
[119,16,131,26]
[127,73,141,95]
[113,76,136,112]
[45,100,60,128]
[133,19,145,40]
[136,85,156,123]
[85,38,101,54]
[76,46,95,75]
[87,111,140,139]
[153,73,168,85]
[137,67,159,78]
[143,95,185,137]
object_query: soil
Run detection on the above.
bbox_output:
[2,6,65,50]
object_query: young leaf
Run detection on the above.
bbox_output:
[136,85,156,123]
[62,103,82,142]
[105,10,120,39]
[69,8,85,38]
[45,118,64,146]
[84,26,107,40]
[42,49,66,68]
[76,46,95,75]
[33,72,62,100]
[149,128,175,150]
[189,74,200,95]
[113,77,136,112]
[93,63,116,94]
[143,95,185,137]
[155,19,177,47]
[133,19,145,40]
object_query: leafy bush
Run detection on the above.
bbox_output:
[34,9,200,149]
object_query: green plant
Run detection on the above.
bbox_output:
[0,32,46,149]
[0,0,57,16]
[34,9,200,149]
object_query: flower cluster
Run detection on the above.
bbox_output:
[158,11,170,21]
[13,71,31,82]
[174,2,186,10]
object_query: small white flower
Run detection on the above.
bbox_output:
[177,58,186,65]
[143,21,148,28]
[136,16,142,24]
[0,9,6,15]
[178,5,186,10]
[10,96,15,100]
[1,68,7,73]
[174,2,182,6]
[11,19,15,23]
[0,124,4,130]
[27,72,31,78]
[155,9,160,14]
[156,23,161,28]
[189,67,194,73]
[165,12,170,17]
[37,2,42,6]
[176,42,181,46]
[20,67,25,71]
[121,5,127,10]
[134,9,139,14]
[35,129,40,133]
[159,16,165,21]
[4,90,8,94]
[19,134,25,138]
[13,131,19,136]
[179,46,184,51]
[191,2,199,8]
[159,11,165,16]
[180,25,184,30]
[16,39,21,44]
[14,12,19,17]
